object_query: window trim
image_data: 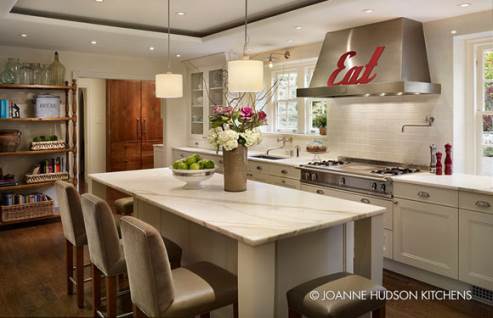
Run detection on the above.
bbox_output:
[474,43,493,174]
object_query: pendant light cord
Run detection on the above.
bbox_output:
[167,0,171,71]
[243,0,248,56]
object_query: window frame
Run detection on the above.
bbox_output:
[267,58,326,135]
[474,43,493,175]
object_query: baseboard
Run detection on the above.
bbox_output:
[384,258,471,291]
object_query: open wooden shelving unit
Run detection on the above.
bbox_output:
[0,80,77,227]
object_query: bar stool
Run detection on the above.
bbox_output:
[81,193,131,318]
[287,272,386,318]
[120,216,239,318]
[55,181,89,308]
[114,197,134,215]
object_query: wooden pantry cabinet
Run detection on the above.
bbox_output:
[106,80,162,172]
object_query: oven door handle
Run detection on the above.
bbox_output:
[300,167,391,182]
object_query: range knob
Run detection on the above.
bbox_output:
[371,182,378,191]
[380,184,386,192]
[303,172,311,180]
[311,173,318,182]
[339,177,346,186]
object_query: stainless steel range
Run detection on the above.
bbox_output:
[300,157,422,198]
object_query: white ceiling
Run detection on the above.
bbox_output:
[0,0,491,60]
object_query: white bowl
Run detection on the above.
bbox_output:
[171,168,215,189]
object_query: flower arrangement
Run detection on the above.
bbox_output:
[208,105,266,151]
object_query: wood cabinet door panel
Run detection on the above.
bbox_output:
[107,80,142,143]
[109,142,141,172]
[141,81,163,142]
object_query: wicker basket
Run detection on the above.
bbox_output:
[1,199,54,223]
[25,172,69,184]
[30,140,66,151]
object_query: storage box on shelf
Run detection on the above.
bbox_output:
[0,80,77,226]
[0,198,54,224]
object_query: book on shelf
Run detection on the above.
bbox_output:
[0,99,20,119]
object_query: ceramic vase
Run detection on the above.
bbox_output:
[222,144,247,192]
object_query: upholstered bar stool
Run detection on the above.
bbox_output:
[120,216,239,318]
[114,197,134,215]
[287,272,386,318]
[55,181,89,308]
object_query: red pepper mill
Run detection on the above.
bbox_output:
[436,151,443,175]
[444,143,453,175]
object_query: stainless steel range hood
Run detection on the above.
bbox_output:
[297,18,441,98]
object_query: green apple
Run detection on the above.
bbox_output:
[189,163,200,170]
[172,161,188,170]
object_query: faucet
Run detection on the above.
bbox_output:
[266,136,292,155]
[401,116,435,133]
[289,145,301,157]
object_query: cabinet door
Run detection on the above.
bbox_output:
[107,80,142,143]
[141,81,163,142]
[459,209,493,290]
[394,199,458,278]
[191,72,204,135]
[109,142,142,172]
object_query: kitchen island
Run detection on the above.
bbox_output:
[89,168,385,318]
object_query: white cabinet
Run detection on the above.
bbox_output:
[189,67,225,138]
[393,198,458,279]
[459,209,493,290]
[383,229,393,259]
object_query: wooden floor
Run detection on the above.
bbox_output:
[1,221,492,318]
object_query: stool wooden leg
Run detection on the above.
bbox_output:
[372,304,386,318]
[233,302,238,318]
[133,304,146,318]
[106,275,117,318]
[92,265,101,318]
[75,245,84,308]
[66,240,74,295]
[288,308,302,318]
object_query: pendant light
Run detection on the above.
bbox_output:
[155,0,183,98]
[227,0,264,93]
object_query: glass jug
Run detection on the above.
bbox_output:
[49,51,66,85]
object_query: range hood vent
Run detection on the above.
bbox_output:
[297,18,441,98]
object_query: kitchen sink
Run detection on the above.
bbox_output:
[250,154,286,160]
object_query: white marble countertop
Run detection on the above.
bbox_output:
[173,146,336,167]
[89,168,384,246]
[392,172,493,195]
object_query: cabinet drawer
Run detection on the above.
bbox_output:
[459,192,493,215]
[394,182,458,208]
[384,229,393,259]
[301,185,393,230]
[248,161,270,175]
[265,164,300,180]
[268,175,301,189]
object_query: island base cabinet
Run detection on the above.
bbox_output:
[393,199,458,279]
[459,209,493,290]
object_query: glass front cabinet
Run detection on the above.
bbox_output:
[189,67,225,139]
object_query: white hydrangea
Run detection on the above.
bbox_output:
[240,129,261,147]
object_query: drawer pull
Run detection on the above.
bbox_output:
[417,191,430,199]
[360,198,370,204]
[256,166,263,171]
[218,160,223,164]
[247,173,253,177]
[316,189,324,195]
[475,200,491,208]
[180,154,185,158]
[281,169,288,175]
[281,180,286,184]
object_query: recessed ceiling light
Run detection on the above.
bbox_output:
[149,46,155,51]
[20,33,27,38]
[90,40,97,45]
[450,30,457,34]
[295,26,303,30]
[176,12,185,16]
[176,54,181,58]
[363,9,374,13]
[95,0,104,2]
[458,3,471,8]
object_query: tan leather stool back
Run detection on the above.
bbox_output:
[120,216,175,317]
[55,181,86,246]
[81,193,125,276]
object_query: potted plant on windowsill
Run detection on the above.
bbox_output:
[313,114,327,136]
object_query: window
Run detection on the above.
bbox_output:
[268,61,328,134]
[476,45,493,175]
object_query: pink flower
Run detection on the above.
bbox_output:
[258,111,267,122]
[213,106,233,115]
[239,106,254,120]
